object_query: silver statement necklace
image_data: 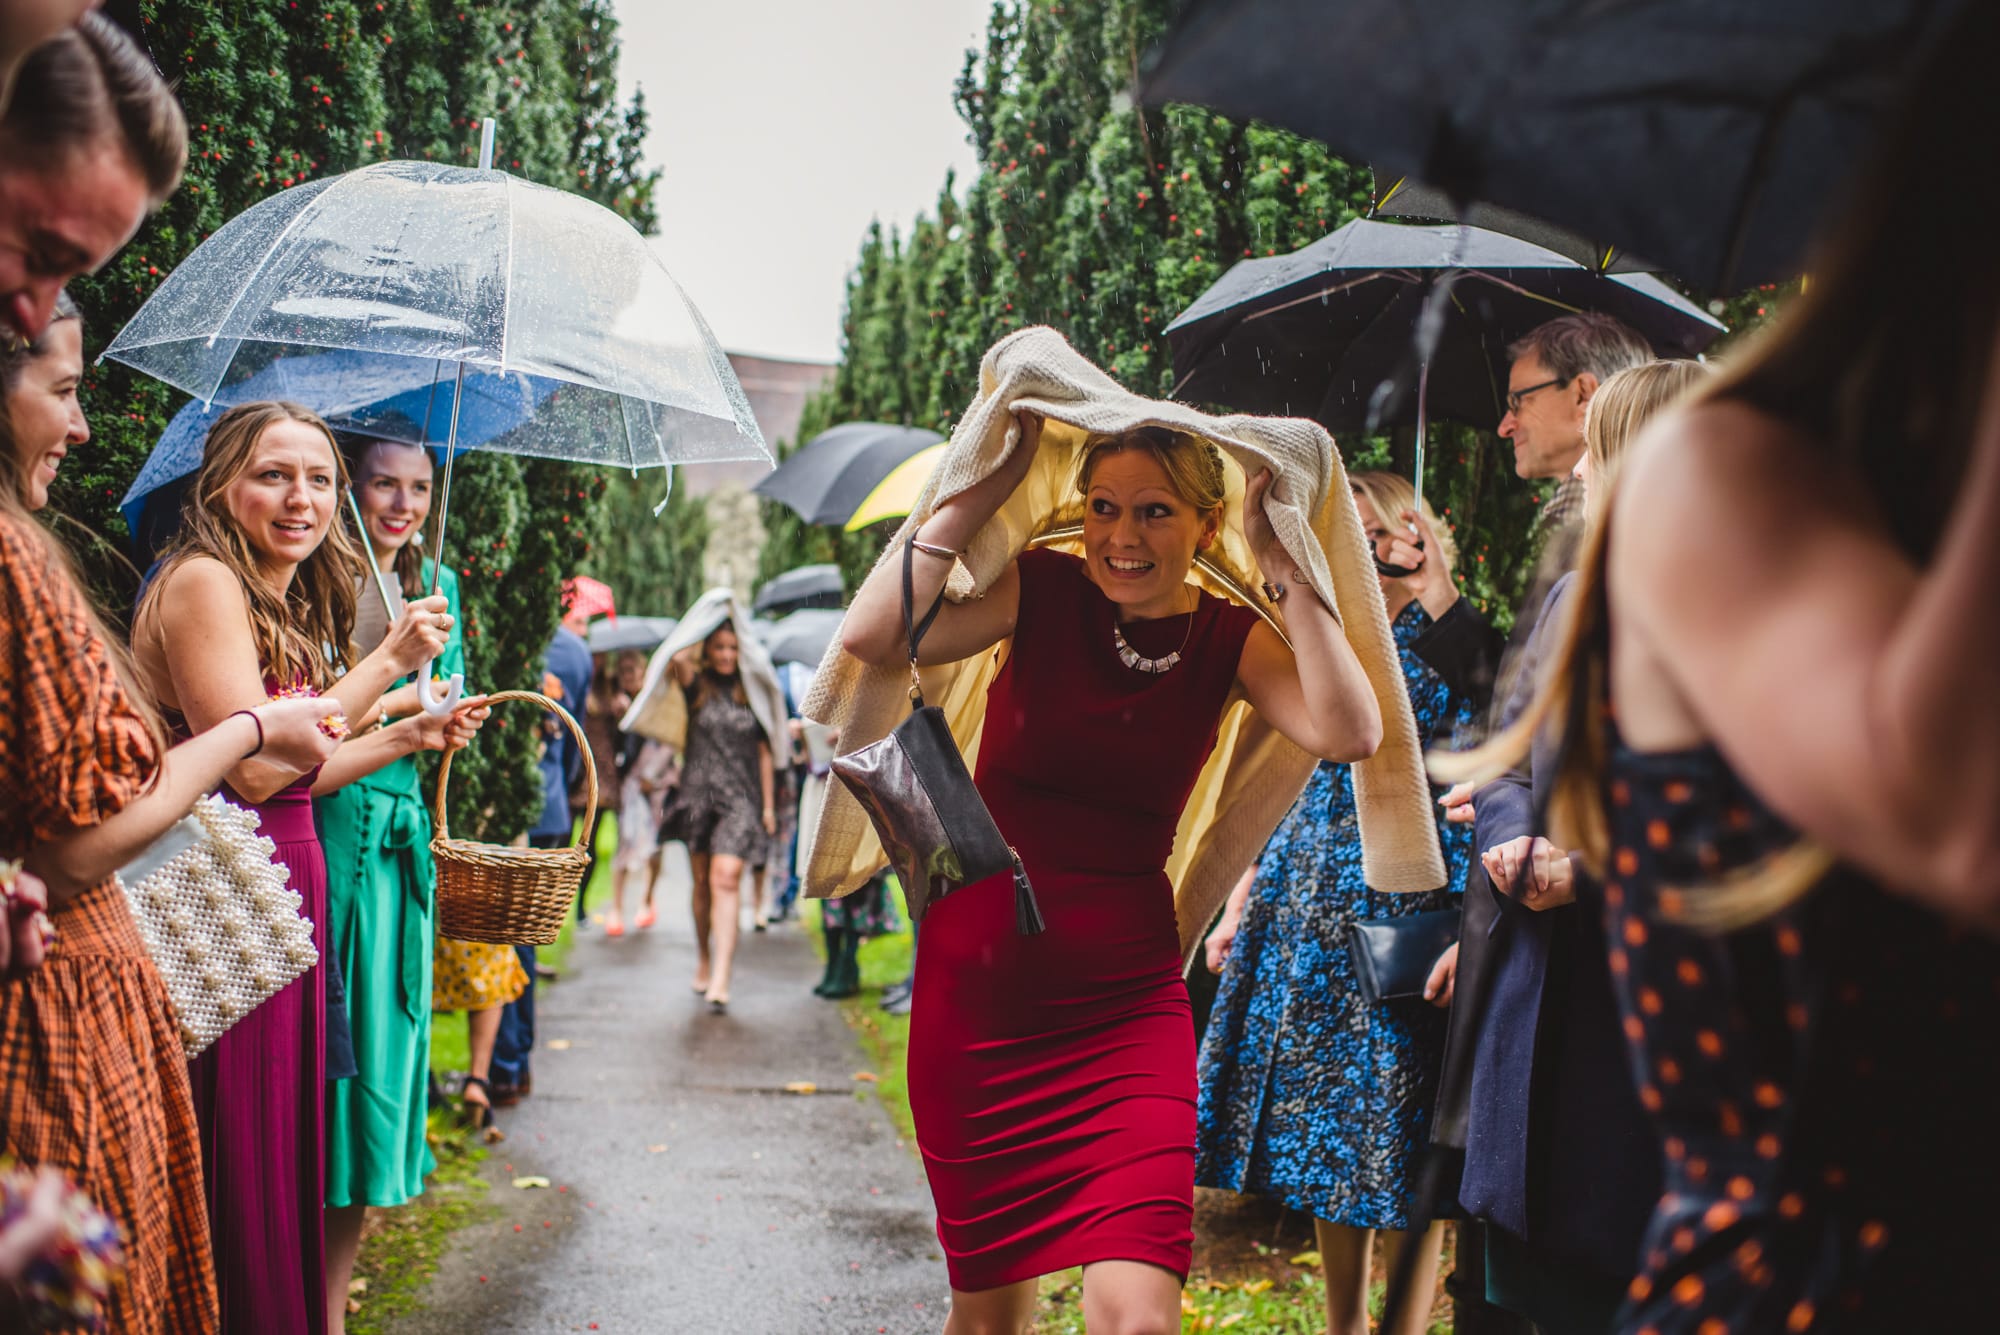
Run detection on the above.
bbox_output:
[1112,590,1197,674]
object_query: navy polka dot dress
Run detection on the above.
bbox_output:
[1600,736,1999,1333]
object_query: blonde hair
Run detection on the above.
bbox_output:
[1581,360,1712,530]
[141,401,364,690]
[1347,470,1458,569]
[1075,426,1228,516]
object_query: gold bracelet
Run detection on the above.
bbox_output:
[910,538,960,561]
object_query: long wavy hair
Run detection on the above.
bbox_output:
[141,401,365,690]
[0,291,166,759]
[1433,1,1998,928]
[688,621,750,711]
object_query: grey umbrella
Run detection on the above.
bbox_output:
[761,609,846,669]
[587,616,677,656]
[752,422,943,527]
[753,565,845,617]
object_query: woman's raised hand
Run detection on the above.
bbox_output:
[928,408,1045,546]
[0,865,52,976]
[377,595,453,677]
[1390,507,1459,617]
[253,694,349,770]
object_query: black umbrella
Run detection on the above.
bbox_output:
[752,564,845,617]
[586,616,677,656]
[752,422,944,527]
[1166,217,1723,432]
[760,608,846,669]
[1141,0,1971,294]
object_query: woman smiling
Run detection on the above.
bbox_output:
[132,401,485,1335]
[839,411,1383,1334]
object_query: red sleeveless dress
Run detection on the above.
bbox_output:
[909,548,1259,1291]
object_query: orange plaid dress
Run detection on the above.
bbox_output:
[0,515,219,1334]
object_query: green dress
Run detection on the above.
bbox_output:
[317,564,463,1208]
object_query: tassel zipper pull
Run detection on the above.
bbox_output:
[1010,848,1044,936]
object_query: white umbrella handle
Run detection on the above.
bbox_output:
[419,665,465,717]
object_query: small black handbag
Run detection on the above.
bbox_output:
[830,539,1044,933]
[1346,908,1459,1005]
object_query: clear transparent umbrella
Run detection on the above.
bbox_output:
[103,150,770,712]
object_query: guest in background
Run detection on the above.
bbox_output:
[1458,360,1708,1335]
[669,620,777,1013]
[490,591,592,1103]
[133,401,478,1335]
[605,648,671,937]
[1197,471,1482,1335]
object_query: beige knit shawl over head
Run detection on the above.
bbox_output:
[801,326,1446,967]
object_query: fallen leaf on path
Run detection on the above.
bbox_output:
[783,1081,818,1095]
[546,1039,572,1051]
[646,1144,667,1153]
[1288,1251,1321,1267]
[511,1175,551,1190]
[1219,1316,1246,1329]
[1240,1279,1272,1295]
[347,1279,367,1295]
[345,1298,361,1315]
[852,1070,878,1082]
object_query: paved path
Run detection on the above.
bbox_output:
[383,849,947,1334]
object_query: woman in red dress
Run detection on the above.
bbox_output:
[842,413,1384,1333]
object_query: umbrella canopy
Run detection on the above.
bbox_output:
[752,564,845,617]
[760,608,845,669]
[1141,0,1970,294]
[1164,218,1724,434]
[1373,175,1652,276]
[103,159,768,471]
[586,616,676,656]
[842,442,947,533]
[752,422,943,526]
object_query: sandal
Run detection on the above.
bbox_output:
[635,903,657,930]
[459,1075,505,1143]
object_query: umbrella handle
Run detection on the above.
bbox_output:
[418,664,465,717]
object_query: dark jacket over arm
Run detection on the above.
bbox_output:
[1411,597,1508,714]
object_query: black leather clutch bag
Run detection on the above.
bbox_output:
[830,540,1043,933]
[1346,908,1459,1005]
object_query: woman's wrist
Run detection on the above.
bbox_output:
[230,709,266,759]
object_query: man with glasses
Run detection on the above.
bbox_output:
[1430,311,1649,1335]
[1497,313,1652,557]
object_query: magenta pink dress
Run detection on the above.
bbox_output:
[185,770,327,1335]
[908,548,1257,1291]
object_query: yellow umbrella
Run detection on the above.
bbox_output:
[842,442,947,532]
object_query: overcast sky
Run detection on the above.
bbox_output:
[612,2,995,365]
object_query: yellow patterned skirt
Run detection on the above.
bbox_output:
[430,937,528,1012]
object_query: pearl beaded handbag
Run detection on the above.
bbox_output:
[115,793,318,1058]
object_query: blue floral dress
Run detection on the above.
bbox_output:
[1196,601,1474,1229]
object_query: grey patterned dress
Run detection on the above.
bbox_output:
[1194,602,1474,1229]
[676,675,766,860]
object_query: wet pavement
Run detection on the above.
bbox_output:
[380,848,947,1334]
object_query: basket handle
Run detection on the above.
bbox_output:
[432,690,598,848]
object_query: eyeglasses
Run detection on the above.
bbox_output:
[1504,377,1565,415]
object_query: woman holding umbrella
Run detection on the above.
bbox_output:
[314,432,494,1331]
[132,402,486,1335]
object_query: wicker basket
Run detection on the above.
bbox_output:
[432,690,598,946]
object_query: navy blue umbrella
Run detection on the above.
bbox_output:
[118,349,559,536]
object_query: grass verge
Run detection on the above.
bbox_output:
[344,1113,496,1334]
